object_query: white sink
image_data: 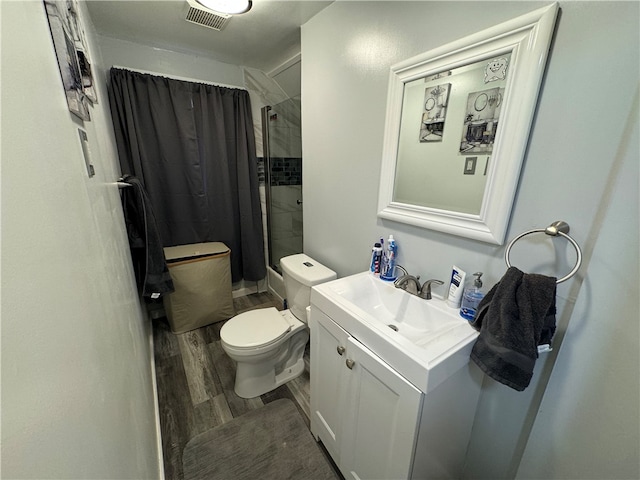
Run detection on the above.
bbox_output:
[311,271,479,393]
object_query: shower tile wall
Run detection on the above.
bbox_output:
[269,99,301,159]
[271,168,302,269]
[263,98,303,271]
[259,157,303,270]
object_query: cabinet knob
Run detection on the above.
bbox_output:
[337,346,346,356]
[346,359,355,370]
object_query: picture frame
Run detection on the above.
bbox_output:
[419,83,451,143]
[43,0,97,120]
[459,87,503,154]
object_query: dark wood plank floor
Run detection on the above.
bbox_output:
[152,292,315,480]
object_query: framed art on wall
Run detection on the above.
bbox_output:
[43,0,96,120]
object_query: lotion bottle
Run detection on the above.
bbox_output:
[446,266,466,308]
[460,272,485,321]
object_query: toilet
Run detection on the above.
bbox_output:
[220,254,337,398]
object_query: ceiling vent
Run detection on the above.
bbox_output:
[185,0,231,31]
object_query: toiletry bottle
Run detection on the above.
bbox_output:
[446,266,466,309]
[380,235,398,281]
[370,242,382,275]
[460,272,485,321]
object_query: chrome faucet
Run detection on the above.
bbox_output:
[418,279,444,300]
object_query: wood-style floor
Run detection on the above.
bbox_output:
[152,292,318,480]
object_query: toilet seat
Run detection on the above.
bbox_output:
[221,307,292,349]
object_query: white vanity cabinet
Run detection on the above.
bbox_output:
[310,308,422,480]
[309,301,482,480]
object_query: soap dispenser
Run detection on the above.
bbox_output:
[460,272,485,321]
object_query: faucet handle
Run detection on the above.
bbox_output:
[419,279,444,300]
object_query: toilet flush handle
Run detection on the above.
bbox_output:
[337,346,345,356]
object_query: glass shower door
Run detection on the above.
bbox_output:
[262,99,303,274]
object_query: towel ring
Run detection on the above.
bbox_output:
[505,221,582,284]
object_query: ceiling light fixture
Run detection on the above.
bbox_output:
[195,0,252,15]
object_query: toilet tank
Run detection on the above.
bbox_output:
[280,254,337,322]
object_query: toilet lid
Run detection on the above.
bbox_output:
[221,307,291,348]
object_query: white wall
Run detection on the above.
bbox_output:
[517,88,639,478]
[98,35,245,88]
[1,1,161,478]
[301,1,639,478]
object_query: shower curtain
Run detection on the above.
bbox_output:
[108,68,266,283]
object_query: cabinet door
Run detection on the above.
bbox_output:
[309,308,350,462]
[340,337,423,480]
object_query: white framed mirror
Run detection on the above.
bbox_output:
[378,3,558,244]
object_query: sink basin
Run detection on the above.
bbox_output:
[310,272,478,393]
[328,273,462,345]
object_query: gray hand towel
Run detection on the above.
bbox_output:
[469,266,556,391]
[121,174,175,298]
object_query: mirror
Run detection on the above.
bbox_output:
[378,4,558,244]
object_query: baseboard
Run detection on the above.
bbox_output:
[147,316,165,480]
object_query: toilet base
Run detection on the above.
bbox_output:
[234,356,306,399]
[233,328,309,399]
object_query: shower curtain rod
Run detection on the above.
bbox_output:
[111,65,246,91]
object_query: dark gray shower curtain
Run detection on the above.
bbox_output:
[108,68,266,283]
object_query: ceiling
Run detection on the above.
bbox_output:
[85,0,333,73]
